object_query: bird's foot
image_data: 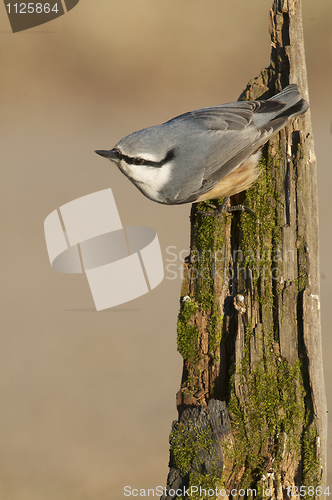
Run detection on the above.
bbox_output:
[226,204,256,217]
[197,197,256,218]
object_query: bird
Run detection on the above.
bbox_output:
[95,84,308,216]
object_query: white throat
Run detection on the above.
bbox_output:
[119,160,173,202]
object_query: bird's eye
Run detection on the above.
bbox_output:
[133,157,146,166]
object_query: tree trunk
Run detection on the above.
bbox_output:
[162,1,327,498]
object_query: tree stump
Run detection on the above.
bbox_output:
[162,1,327,498]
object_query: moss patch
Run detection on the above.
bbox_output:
[177,300,200,365]
[238,143,283,305]
[302,424,321,496]
[170,422,222,499]
[177,203,227,366]
[228,337,306,492]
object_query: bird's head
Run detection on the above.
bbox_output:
[95,125,177,202]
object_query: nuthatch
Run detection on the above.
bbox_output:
[96,85,308,214]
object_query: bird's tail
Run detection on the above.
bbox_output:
[268,84,308,119]
[252,84,308,131]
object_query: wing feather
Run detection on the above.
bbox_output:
[160,91,303,204]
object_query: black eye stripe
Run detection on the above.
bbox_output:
[114,148,176,168]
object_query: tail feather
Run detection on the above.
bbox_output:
[269,83,308,118]
[252,84,308,129]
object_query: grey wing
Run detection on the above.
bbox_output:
[168,100,286,203]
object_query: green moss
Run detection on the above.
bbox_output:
[177,201,227,369]
[170,424,213,475]
[170,423,222,499]
[177,300,199,365]
[227,316,321,493]
[194,203,225,312]
[228,347,305,491]
[194,203,227,358]
[238,144,283,305]
[302,424,321,496]
[208,313,223,357]
[225,319,306,491]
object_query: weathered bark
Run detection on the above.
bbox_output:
[162,1,327,499]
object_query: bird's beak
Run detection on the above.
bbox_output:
[95,149,119,161]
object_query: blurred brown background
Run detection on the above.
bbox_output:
[0,1,331,498]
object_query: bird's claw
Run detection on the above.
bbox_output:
[197,199,256,218]
[226,204,257,217]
